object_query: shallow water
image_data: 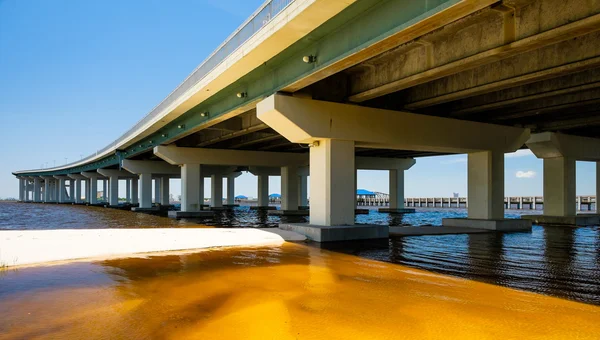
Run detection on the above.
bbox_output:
[1,243,599,339]
[1,202,599,306]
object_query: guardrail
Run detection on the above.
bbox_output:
[23,0,295,173]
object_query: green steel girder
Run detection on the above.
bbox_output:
[16,0,462,177]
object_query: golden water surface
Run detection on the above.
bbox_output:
[0,242,598,339]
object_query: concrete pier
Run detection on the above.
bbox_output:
[13,0,600,240]
[524,133,600,226]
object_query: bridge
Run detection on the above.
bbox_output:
[13,0,600,241]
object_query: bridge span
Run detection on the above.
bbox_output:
[13,0,600,241]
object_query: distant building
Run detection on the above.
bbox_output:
[453,192,459,198]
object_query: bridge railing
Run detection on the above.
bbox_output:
[25,0,295,173]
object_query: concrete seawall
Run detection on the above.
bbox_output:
[0,228,306,268]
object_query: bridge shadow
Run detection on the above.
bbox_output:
[312,225,600,306]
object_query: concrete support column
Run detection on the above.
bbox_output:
[126,179,131,203]
[103,180,108,202]
[597,162,600,212]
[257,175,269,207]
[23,179,29,201]
[18,178,24,201]
[298,175,308,207]
[154,179,160,204]
[139,173,153,209]
[354,169,358,208]
[226,175,235,205]
[54,180,59,202]
[281,165,299,210]
[83,179,88,202]
[160,177,170,205]
[199,175,205,207]
[58,178,66,203]
[211,174,223,208]
[33,178,41,202]
[90,179,98,204]
[309,139,355,226]
[75,179,82,203]
[467,150,504,220]
[181,164,201,212]
[131,178,139,204]
[43,179,50,202]
[68,180,75,202]
[109,176,119,206]
[389,169,405,210]
[543,157,576,217]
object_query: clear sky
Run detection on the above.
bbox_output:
[0,0,597,199]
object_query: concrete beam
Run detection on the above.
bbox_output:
[121,160,180,175]
[526,132,600,161]
[258,94,529,153]
[249,167,281,176]
[282,0,497,93]
[81,172,99,204]
[348,12,600,102]
[355,157,415,170]
[97,169,136,178]
[67,174,87,180]
[154,145,309,167]
[450,73,600,116]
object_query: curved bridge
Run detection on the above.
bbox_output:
[14,0,600,239]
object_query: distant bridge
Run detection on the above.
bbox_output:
[404,196,597,211]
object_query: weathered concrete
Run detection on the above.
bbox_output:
[279,223,388,242]
[131,206,160,212]
[0,228,306,268]
[442,218,532,232]
[522,214,600,226]
[249,206,277,210]
[378,208,416,214]
[268,209,310,216]
[389,226,490,236]
[257,94,529,153]
[168,210,215,219]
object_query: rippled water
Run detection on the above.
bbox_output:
[1,243,599,339]
[1,201,599,306]
[0,202,531,230]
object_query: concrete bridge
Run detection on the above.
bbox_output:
[13,0,600,241]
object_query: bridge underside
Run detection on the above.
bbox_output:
[16,0,600,239]
[137,0,600,159]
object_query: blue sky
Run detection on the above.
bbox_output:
[0,0,597,199]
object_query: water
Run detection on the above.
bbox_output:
[0,202,599,338]
[0,202,530,230]
[1,244,599,339]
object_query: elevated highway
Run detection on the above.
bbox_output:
[14,0,600,240]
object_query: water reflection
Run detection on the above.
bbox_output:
[1,243,599,339]
[321,226,600,305]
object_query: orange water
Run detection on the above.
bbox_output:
[1,242,598,339]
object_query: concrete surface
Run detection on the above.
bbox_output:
[521,214,600,226]
[279,223,388,242]
[442,218,532,231]
[0,228,306,268]
[168,210,215,219]
[268,209,310,216]
[249,206,277,210]
[378,208,416,214]
[389,226,490,236]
